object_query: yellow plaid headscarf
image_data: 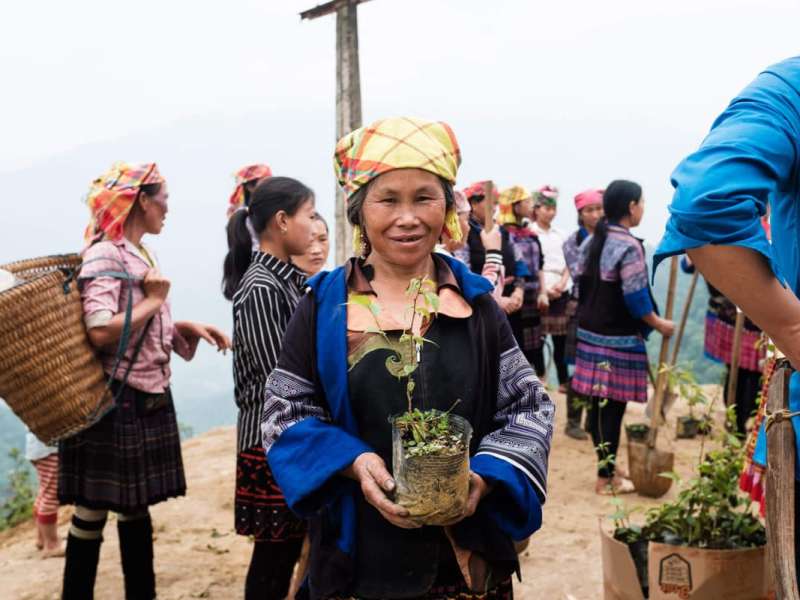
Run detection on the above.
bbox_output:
[84,161,164,243]
[334,117,461,199]
[497,185,532,225]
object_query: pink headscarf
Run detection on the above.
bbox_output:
[574,188,603,212]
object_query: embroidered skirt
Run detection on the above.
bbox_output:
[235,446,306,542]
[704,312,764,372]
[571,329,649,404]
[58,381,186,513]
[541,293,571,336]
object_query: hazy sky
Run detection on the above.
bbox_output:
[1,0,798,401]
[2,0,799,242]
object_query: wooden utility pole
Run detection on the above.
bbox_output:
[301,0,371,263]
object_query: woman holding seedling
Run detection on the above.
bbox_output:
[262,117,554,599]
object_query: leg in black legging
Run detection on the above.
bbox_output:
[245,538,304,600]
[552,335,568,385]
[733,368,762,436]
[62,507,107,600]
[564,385,589,440]
[118,511,155,600]
[530,347,546,379]
[586,397,627,478]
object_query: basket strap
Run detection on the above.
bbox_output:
[74,256,143,385]
[70,256,155,415]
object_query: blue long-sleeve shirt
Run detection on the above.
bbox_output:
[654,56,800,475]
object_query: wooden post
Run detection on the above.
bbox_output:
[301,0,371,264]
[648,256,679,447]
[765,361,799,599]
[483,181,496,232]
[669,271,698,367]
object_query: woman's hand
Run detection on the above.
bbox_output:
[347,453,420,529]
[547,285,562,300]
[441,472,492,526]
[143,268,170,303]
[537,292,550,311]
[657,318,676,338]
[175,322,232,353]
[507,287,524,313]
[463,472,491,518]
[480,227,502,252]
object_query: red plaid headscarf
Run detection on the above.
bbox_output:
[334,117,461,199]
[227,164,273,217]
[84,161,164,243]
[462,181,499,202]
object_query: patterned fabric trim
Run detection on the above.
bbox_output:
[262,368,328,453]
[476,346,554,499]
[576,327,645,350]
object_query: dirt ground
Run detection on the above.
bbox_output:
[0,386,727,600]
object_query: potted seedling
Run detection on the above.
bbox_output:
[349,276,471,526]
[667,366,709,439]
[604,405,770,599]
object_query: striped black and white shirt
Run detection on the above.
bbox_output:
[232,253,306,452]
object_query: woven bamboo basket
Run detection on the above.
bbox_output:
[0,254,112,444]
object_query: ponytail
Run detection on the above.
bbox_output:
[585,218,609,284]
[585,179,642,284]
[221,176,314,300]
[222,210,256,300]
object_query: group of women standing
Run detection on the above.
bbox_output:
[468,178,675,496]
[53,112,672,598]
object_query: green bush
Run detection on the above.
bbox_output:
[0,447,34,531]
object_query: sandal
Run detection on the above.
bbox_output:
[596,476,636,496]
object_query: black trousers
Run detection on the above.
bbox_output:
[530,335,568,383]
[245,538,304,600]
[723,366,762,436]
[586,397,627,478]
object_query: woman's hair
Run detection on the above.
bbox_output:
[222,176,314,300]
[314,212,329,233]
[139,182,162,199]
[345,176,454,256]
[584,179,642,283]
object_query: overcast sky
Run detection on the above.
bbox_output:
[1,0,798,398]
[2,0,799,241]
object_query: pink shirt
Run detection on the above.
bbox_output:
[80,238,194,393]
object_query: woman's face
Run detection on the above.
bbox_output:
[536,203,556,226]
[514,198,535,221]
[629,195,645,227]
[283,197,318,256]
[141,183,169,235]
[361,169,446,269]
[579,203,604,231]
[469,197,485,226]
[292,217,330,275]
